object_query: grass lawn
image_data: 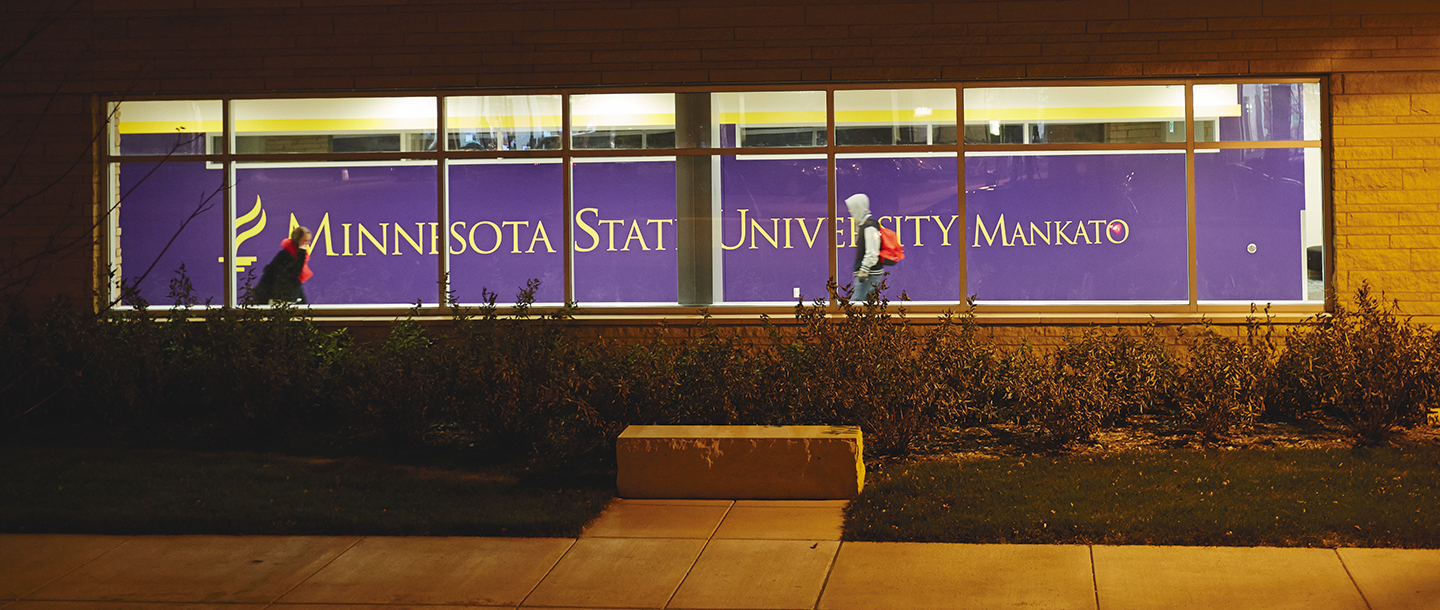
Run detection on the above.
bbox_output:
[0,446,615,537]
[847,446,1440,548]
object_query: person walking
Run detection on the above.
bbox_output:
[253,226,313,305]
[845,193,884,301]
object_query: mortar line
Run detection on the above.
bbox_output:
[661,500,733,609]
[1333,547,1374,610]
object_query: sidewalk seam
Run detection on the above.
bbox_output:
[265,535,365,606]
[1333,547,1374,610]
[1089,545,1100,610]
[660,500,733,609]
[515,536,579,608]
[12,534,133,603]
[811,540,844,610]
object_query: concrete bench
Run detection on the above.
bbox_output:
[616,425,865,499]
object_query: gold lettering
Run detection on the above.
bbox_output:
[342,223,353,256]
[528,221,556,253]
[290,212,336,256]
[722,209,749,251]
[428,222,440,254]
[932,215,957,247]
[647,218,673,251]
[973,214,1007,247]
[797,217,826,249]
[469,221,501,255]
[1030,222,1051,246]
[750,217,780,250]
[1010,222,1029,247]
[449,222,467,255]
[1074,221,1092,245]
[574,207,600,253]
[598,219,624,251]
[1088,220,1105,245]
[357,223,388,256]
[1106,219,1129,244]
[908,216,926,247]
[1056,221,1077,245]
[622,220,650,251]
[394,222,426,255]
[783,217,793,249]
[503,221,530,254]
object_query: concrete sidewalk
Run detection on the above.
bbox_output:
[3,498,1437,609]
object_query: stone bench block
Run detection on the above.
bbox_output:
[616,425,864,500]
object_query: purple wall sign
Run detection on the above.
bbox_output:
[836,155,962,302]
[448,162,564,304]
[117,162,225,306]
[571,160,678,303]
[1195,148,1306,301]
[965,152,1189,302]
[720,156,829,302]
[235,164,438,305]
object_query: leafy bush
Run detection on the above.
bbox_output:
[1176,323,1271,440]
[1272,282,1440,446]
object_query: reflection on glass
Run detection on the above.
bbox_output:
[571,159,677,303]
[448,161,564,304]
[719,155,828,302]
[836,89,957,146]
[1195,148,1315,302]
[115,162,224,306]
[964,85,1187,144]
[232,97,437,154]
[234,163,438,305]
[1195,83,1320,142]
[964,151,1188,302]
[113,100,221,156]
[446,95,562,151]
[570,94,675,149]
[714,91,827,147]
[834,154,961,302]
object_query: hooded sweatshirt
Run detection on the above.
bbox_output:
[845,193,882,273]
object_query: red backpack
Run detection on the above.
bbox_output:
[877,225,904,265]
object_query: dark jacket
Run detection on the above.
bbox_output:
[254,244,308,303]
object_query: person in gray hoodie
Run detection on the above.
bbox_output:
[845,193,884,301]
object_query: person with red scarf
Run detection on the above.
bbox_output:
[253,226,313,305]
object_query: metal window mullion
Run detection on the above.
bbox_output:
[437,96,449,310]
[956,86,967,306]
[562,94,574,306]
[224,98,237,308]
[826,89,837,306]
[1185,82,1198,311]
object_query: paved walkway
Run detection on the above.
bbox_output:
[3,498,1438,609]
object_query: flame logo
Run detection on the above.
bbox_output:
[221,196,267,272]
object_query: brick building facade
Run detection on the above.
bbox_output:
[2,0,1438,330]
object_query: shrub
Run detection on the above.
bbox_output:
[1176,322,1271,441]
[1272,282,1440,446]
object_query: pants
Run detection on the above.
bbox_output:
[854,270,883,301]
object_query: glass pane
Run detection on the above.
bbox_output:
[232,97,437,154]
[965,151,1188,302]
[836,89,957,146]
[719,155,829,302]
[1196,148,1318,302]
[446,95,562,151]
[1195,83,1321,142]
[570,93,675,150]
[714,91,826,148]
[571,159,677,303]
[114,162,225,306]
[835,154,961,302]
[964,85,1187,144]
[448,160,564,304]
[113,100,221,156]
[234,163,438,305]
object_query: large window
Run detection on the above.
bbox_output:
[105,80,1325,313]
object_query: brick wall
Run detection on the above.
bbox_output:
[2,0,1439,322]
